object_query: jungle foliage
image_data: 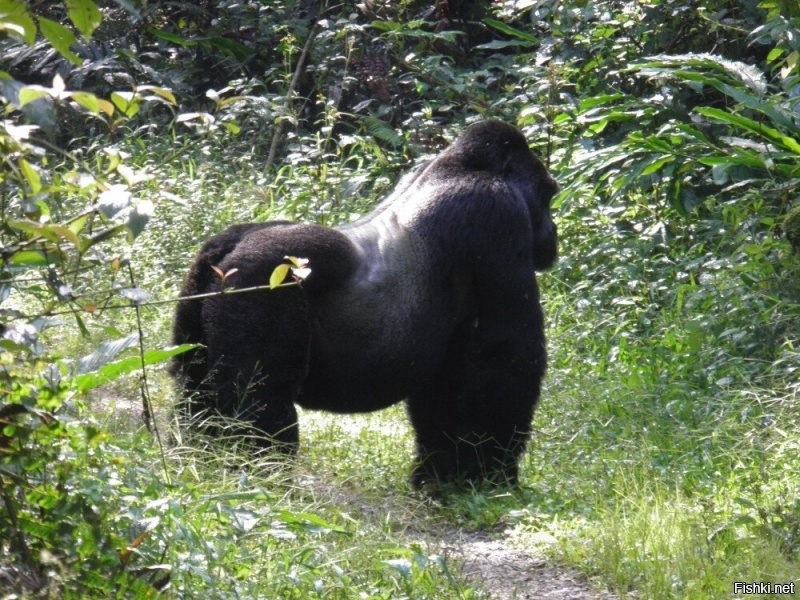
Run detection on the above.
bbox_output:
[1,0,798,597]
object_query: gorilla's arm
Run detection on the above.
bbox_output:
[406,176,547,485]
[403,120,557,485]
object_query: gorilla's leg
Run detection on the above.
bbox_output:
[201,286,310,450]
[407,313,545,487]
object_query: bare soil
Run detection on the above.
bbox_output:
[441,529,616,599]
[305,475,615,600]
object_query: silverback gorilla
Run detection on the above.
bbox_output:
[171,119,558,487]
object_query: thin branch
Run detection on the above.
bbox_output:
[265,20,320,173]
[127,263,170,483]
[9,279,302,321]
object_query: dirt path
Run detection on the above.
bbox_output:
[298,412,616,599]
[306,476,614,600]
[439,529,616,599]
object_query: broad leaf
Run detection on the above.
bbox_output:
[111,91,140,118]
[0,0,36,44]
[39,17,81,65]
[18,158,42,193]
[77,334,138,374]
[270,263,290,289]
[70,91,100,113]
[126,199,153,239]
[96,98,115,117]
[17,86,50,107]
[136,85,177,105]
[74,344,199,392]
[696,107,800,154]
[66,0,101,40]
[8,220,80,247]
[483,18,538,43]
[98,185,132,218]
[9,249,47,266]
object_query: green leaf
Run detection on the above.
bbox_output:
[49,224,81,247]
[18,158,42,193]
[635,53,795,130]
[637,53,767,94]
[38,17,81,65]
[766,47,784,64]
[783,51,799,79]
[8,220,80,247]
[640,156,674,176]
[578,94,625,111]
[695,106,800,154]
[98,185,132,218]
[74,344,199,392]
[66,0,101,40]
[676,186,699,215]
[370,20,406,32]
[68,214,89,235]
[0,0,36,44]
[699,154,766,169]
[110,91,140,118]
[126,199,153,240]
[269,263,290,289]
[360,115,403,147]
[8,249,47,266]
[200,36,253,61]
[135,85,177,105]
[77,334,138,374]
[475,39,537,50]
[276,511,351,535]
[483,18,538,42]
[285,256,309,268]
[17,86,50,107]
[9,218,54,240]
[70,91,100,113]
[223,121,241,135]
[97,98,115,117]
[148,27,192,45]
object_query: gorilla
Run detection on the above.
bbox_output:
[171,119,558,487]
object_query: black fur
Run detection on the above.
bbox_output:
[171,119,558,486]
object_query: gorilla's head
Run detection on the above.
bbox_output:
[448,120,558,271]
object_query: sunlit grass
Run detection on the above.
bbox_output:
[507,346,800,598]
[76,410,483,599]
